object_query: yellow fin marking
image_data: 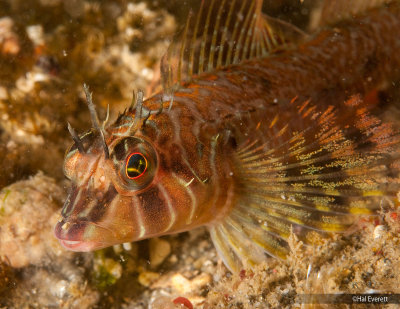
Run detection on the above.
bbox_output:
[269,115,279,128]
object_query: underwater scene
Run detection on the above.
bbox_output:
[1,0,400,308]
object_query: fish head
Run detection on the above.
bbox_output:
[55,129,133,251]
[55,111,214,252]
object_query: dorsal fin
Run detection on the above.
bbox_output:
[161,0,306,90]
[310,0,392,29]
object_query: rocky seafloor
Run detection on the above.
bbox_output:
[0,0,400,308]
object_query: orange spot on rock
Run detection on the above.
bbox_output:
[239,269,246,280]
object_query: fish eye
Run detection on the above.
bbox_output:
[126,152,148,179]
[110,137,157,193]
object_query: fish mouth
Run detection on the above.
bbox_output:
[54,219,117,252]
[58,239,102,252]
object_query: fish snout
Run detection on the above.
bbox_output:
[54,218,117,252]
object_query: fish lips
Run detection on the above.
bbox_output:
[54,219,116,252]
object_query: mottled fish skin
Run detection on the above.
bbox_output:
[223,2,400,108]
[55,1,400,270]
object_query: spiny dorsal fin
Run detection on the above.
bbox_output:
[161,0,306,91]
[310,0,392,29]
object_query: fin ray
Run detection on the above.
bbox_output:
[161,0,306,90]
[209,95,400,271]
[209,226,242,271]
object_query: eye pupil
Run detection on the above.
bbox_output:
[126,153,147,179]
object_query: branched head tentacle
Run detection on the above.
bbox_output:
[102,104,110,130]
[167,94,174,112]
[156,96,164,116]
[129,89,137,111]
[132,89,145,127]
[125,89,145,136]
[123,89,174,136]
[67,122,84,153]
[127,89,161,133]
[141,109,151,128]
[83,83,110,159]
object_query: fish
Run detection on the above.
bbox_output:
[55,0,400,271]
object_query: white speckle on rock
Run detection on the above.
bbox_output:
[52,280,68,298]
[26,25,44,47]
[374,225,386,240]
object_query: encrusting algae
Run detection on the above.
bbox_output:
[1,0,400,308]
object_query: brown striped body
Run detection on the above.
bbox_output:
[55,1,400,267]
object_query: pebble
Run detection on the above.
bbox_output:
[0,173,67,268]
[0,17,20,55]
[152,273,212,295]
[149,238,171,268]
[138,271,160,287]
[150,295,181,309]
